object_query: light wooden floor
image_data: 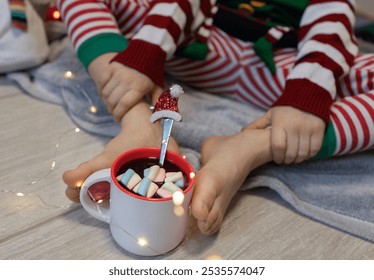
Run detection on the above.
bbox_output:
[0,77,374,260]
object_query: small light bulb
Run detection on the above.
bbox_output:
[75,128,80,133]
[64,71,74,79]
[16,192,25,197]
[51,161,56,170]
[206,254,223,260]
[137,238,148,247]
[189,172,195,179]
[172,191,184,206]
[53,11,61,19]
[76,181,83,188]
[89,105,97,113]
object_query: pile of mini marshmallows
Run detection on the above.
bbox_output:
[117,165,184,198]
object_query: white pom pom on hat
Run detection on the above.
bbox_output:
[169,84,184,98]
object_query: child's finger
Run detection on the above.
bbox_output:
[309,131,324,158]
[283,133,299,164]
[244,112,271,130]
[271,126,287,164]
[295,134,311,163]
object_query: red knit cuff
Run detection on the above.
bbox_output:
[111,40,166,88]
[272,79,333,124]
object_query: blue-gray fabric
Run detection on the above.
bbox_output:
[7,38,374,242]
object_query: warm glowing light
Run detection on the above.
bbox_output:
[53,11,61,19]
[137,238,148,247]
[173,205,185,216]
[182,155,186,159]
[96,199,103,204]
[64,71,74,79]
[89,105,97,113]
[206,254,223,260]
[51,160,56,170]
[16,192,25,197]
[76,181,83,188]
[189,172,195,179]
[75,127,80,133]
[172,191,184,206]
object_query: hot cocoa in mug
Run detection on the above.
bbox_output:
[80,147,195,256]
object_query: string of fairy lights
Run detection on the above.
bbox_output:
[1,67,222,258]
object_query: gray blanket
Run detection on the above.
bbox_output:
[7,38,374,243]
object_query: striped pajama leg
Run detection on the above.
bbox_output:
[166,27,374,159]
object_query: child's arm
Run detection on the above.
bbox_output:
[58,0,215,121]
[108,0,215,120]
[267,0,358,164]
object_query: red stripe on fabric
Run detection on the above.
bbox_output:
[212,31,241,62]
[247,67,277,104]
[238,78,271,109]
[120,4,145,34]
[174,60,235,81]
[297,51,345,79]
[242,68,274,107]
[330,109,347,154]
[345,98,371,150]
[367,70,374,92]
[72,25,117,46]
[334,103,357,154]
[153,0,193,36]
[116,1,132,26]
[66,7,112,28]
[258,68,279,102]
[309,34,355,65]
[143,15,182,44]
[355,69,364,94]
[341,100,365,152]
[170,53,222,72]
[299,14,355,44]
[70,16,113,41]
[265,33,278,45]
[343,74,356,97]
[309,0,355,11]
[72,24,118,47]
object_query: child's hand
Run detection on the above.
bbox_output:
[88,53,162,122]
[245,106,326,164]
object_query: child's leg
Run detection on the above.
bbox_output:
[166,26,295,109]
[181,28,374,234]
[62,0,161,201]
[314,54,374,159]
[191,128,273,235]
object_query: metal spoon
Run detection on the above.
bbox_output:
[159,118,174,166]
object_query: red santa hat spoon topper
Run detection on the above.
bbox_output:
[150,84,184,166]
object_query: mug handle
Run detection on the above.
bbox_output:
[80,168,111,223]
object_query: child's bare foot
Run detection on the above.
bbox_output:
[191,128,272,235]
[63,102,180,202]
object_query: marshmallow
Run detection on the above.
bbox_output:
[117,169,141,190]
[154,167,166,183]
[160,181,181,194]
[143,165,160,181]
[136,178,151,197]
[157,188,172,198]
[174,178,184,188]
[165,171,184,183]
[146,183,159,198]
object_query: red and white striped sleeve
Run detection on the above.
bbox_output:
[57,0,128,68]
[272,0,358,124]
[112,0,216,88]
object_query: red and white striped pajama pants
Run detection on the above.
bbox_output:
[113,0,374,158]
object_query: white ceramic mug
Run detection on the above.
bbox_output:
[80,147,195,256]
